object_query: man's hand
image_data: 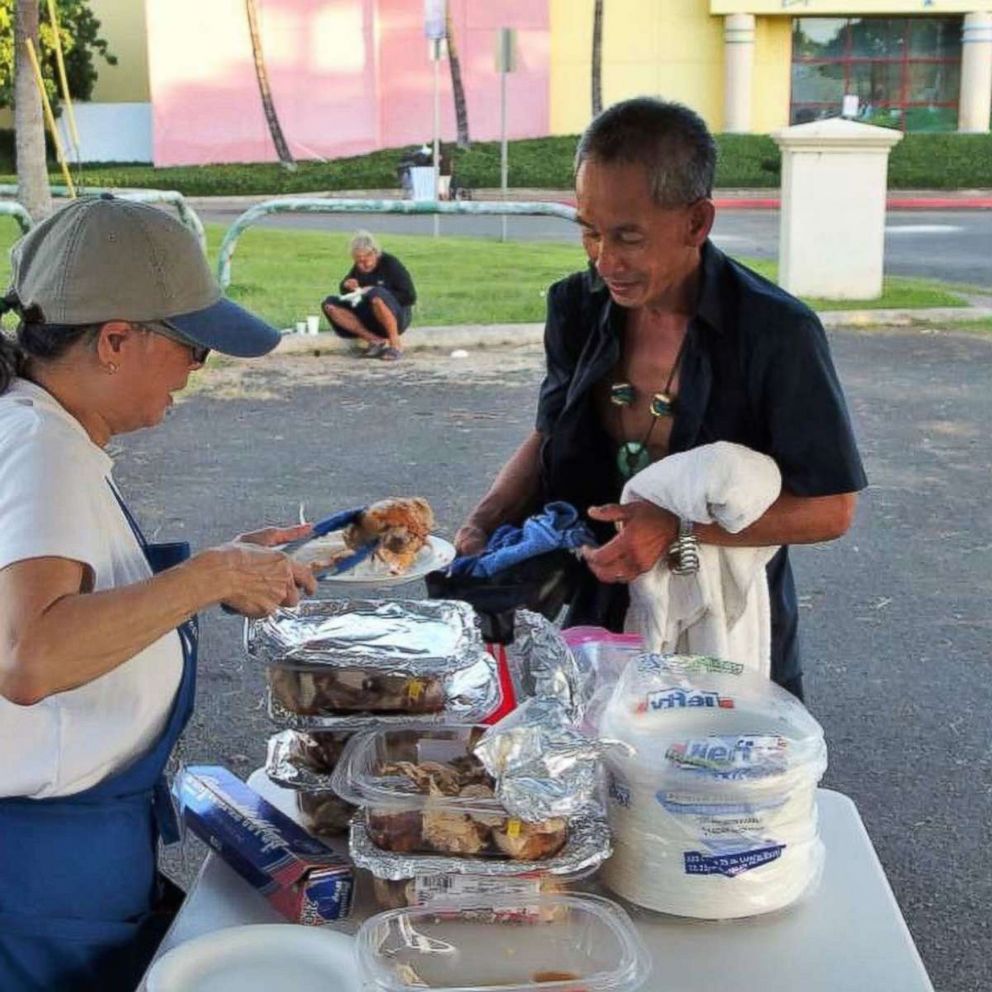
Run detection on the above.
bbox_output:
[454,523,488,556]
[583,501,678,584]
[343,278,360,291]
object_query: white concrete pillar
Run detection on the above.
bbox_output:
[724,14,756,134]
[959,12,992,133]
[773,119,902,300]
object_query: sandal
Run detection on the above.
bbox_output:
[361,342,387,358]
[379,347,402,362]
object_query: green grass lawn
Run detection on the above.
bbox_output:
[0,219,969,331]
[939,317,992,334]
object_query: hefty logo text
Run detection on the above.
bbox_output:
[638,688,735,712]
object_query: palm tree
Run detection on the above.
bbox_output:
[591,0,604,117]
[245,0,295,169]
[445,1,470,149]
[14,0,52,219]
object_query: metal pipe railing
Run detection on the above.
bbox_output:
[216,197,578,288]
[0,185,207,253]
[0,201,34,235]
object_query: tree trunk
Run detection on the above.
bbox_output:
[591,0,603,117]
[245,0,296,170]
[445,2,470,149]
[15,0,53,220]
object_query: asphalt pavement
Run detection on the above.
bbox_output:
[197,204,992,288]
[120,327,992,992]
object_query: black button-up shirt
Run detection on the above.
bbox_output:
[535,241,867,686]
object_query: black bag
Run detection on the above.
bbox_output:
[425,550,583,645]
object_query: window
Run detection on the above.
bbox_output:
[791,17,962,132]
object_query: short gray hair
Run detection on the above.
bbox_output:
[349,230,380,256]
[575,97,717,207]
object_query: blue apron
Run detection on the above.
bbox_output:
[0,488,198,992]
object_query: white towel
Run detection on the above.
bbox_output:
[620,442,782,676]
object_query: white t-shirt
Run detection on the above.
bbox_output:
[0,379,184,799]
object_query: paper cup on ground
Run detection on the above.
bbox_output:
[307,315,320,335]
[296,321,307,335]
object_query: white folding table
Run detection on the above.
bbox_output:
[140,772,935,992]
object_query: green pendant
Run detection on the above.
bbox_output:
[617,441,651,479]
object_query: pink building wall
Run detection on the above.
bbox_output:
[146,0,549,166]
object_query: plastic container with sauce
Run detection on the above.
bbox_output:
[355,893,651,992]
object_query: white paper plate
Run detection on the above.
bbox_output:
[146,924,359,992]
[302,534,455,587]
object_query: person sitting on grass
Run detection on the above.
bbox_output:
[322,231,417,362]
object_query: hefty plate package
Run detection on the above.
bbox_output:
[174,765,354,924]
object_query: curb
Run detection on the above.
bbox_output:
[275,306,992,357]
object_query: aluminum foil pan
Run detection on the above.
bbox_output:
[265,729,353,791]
[246,599,485,670]
[506,611,594,722]
[349,810,611,882]
[266,649,500,730]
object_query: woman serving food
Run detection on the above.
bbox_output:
[0,196,316,991]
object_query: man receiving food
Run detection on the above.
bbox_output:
[455,98,866,699]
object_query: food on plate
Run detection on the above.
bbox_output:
[344,497,435,574]
[268,667,446,716]
[365,754,568,860]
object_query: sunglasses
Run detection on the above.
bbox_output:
[138,321,211,365]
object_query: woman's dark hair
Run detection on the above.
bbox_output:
[0,321,103,395]
[575,97,717,207]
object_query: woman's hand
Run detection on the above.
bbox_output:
[235,523,311,548]
[205,523,318,616]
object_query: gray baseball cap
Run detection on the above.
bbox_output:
[7,194,280,357]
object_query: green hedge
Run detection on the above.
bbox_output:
[0,130,987,195]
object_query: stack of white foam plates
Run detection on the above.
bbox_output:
[599,658,827,920]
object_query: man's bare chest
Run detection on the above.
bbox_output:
[594,310,690,467]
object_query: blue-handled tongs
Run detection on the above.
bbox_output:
[281,507,378,578]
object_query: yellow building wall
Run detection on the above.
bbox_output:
[712,0,977,13]
[751,15,792,133]
[87,0,150,102]
[551,0,726,136]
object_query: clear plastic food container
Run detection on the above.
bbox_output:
[248,601,500,729]
[332,725,568,860]
[355,893,651,991]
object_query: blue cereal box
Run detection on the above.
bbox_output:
[174,765,353,924]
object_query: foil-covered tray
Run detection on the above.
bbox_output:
[251,600,501,729]
[349,810,612,882]
[246,599,484,670]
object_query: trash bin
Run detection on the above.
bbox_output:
[409,166,436,201]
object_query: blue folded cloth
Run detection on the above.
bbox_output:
[449,502,597,579]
